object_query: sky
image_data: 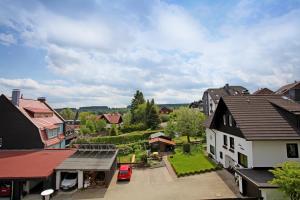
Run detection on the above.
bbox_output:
[0,0,300,108]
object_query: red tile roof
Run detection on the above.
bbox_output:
[0,149,75,179]
[100,113,122,124]
[7,97,65,147]
[253,88,274,95]
[149,138,176,145]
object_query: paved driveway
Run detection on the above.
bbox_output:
[105,167,236,200]
[54,167,237,200]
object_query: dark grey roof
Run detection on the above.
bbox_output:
[236,169,277,188]
[208,95,300,140]
[205,85,248,104]
[56,144,118,171]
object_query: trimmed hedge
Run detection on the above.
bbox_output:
[176,165,222,177]
[74,130,161,145]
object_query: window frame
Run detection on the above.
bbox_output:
[286,143,299,158]
[238,152,248,168]
[229,115,233,127]
[229,137,234,150]
[223,135,228,147]
[210,145,215,155]
[219,151,223,159]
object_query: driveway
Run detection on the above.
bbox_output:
[54,167,237,200]
[106,167,236,200]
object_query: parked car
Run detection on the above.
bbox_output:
[0,182,11,197]
[117,165,132,181]
[61,173,78,190]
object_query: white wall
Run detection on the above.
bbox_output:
[260,188,288,200]
[252,140,300,167]
[207,94,217,116]
[206,129,253,168]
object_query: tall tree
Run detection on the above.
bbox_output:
[146,99,160,129]
[270,162,300,200]
[60,108,75,120]
[130,90,145,123]
[171,107,206,143]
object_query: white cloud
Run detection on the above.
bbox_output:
[0,33,16,46]
[0,1,300,106]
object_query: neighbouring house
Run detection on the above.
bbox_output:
[0,149,75,200]
[253,88,274,95]
[189,100,203,111]
[98,113,122,127]
[276,81,300,102]
[202,83,249,116]
[149,132,175,152]
[205,95,300,199]
[159,106,173,114]
[0,89,66,149]
[64,111,80,147]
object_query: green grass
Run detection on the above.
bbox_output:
[168,145,217,175]
[118,154,133,163]
[173,136,201,144]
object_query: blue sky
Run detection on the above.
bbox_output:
[0,0,300,107]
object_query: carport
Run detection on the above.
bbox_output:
[55,144,118,190]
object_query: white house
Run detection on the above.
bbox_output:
[202,84,249,116]
[205,95,300,200]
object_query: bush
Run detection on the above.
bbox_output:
[183,143,191,153]
[110,124,118,136]
[160,114,170,122]
[140,153,148,164]
[120,123,147,133]
[78,130,159,145]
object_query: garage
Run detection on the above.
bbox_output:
[0,149,75,200]
[55,144,118,190]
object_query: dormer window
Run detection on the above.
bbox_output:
[46,125,59,139]
[229,115,233,126]
[223,114,227,125]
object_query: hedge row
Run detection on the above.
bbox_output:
[74,130,162,145]
[117,141,149,155]
[176,166,222,177]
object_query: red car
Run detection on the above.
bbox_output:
[0,182,11,197]
[118,165,132,181]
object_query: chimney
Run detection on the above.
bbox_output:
[12,89,20,106]
[37,97,46,103]
[225,83,229,90]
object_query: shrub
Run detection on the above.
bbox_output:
[140,153,148,164]
[120,123,147,133]
[183,143,191,153]
[110,124,118,136]
[160,114,170,122]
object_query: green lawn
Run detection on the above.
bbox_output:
[168,145,217,175]
[173,136,202,144]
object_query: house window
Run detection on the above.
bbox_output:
[287,144,299,158]
[0,137,2,148]
[238,152,248,168]
[223,115,227,125]
[219,151,223,159]
[47,128,58,139]
[223,135,228,146]
[210,145,215,155]
[229,115,233,126]
[230,137,234,149]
